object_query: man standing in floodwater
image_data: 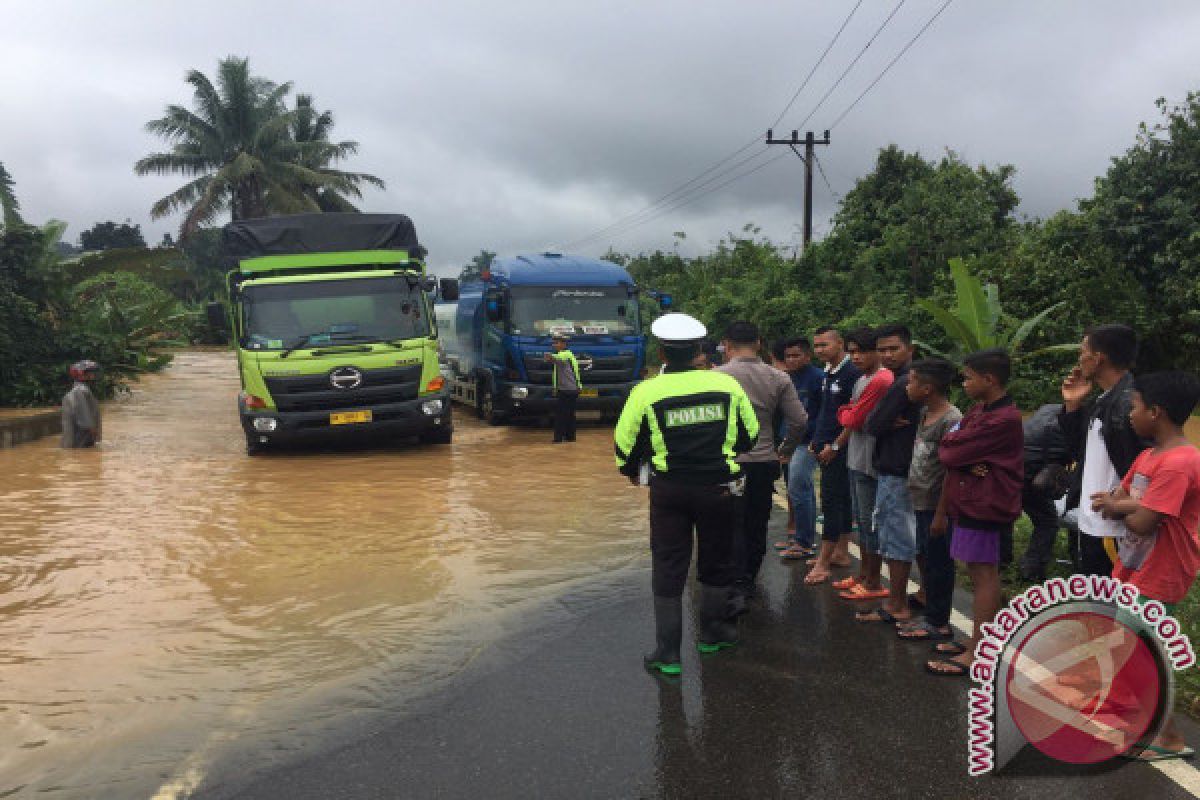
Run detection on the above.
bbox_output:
[615,313,758,676]
[545,333,582,443]
[61,360,101,448]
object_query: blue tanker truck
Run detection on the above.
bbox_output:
[435,252,669,424]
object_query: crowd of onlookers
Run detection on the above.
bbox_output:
[706,321,1200,762]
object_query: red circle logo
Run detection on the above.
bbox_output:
[1006,611,1161,764]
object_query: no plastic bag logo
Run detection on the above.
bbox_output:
[1005,610,1162,764]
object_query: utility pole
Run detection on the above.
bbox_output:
[765,129,830,249]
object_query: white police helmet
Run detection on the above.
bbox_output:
[651,313,707,344]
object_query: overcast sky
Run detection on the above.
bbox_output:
[3,1,1198,274]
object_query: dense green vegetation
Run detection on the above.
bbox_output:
[0,180,198,405]
[607,92,1200,410]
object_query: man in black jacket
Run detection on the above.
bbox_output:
[1059,324,1149,576]
[860,325,921,624]
[1018,403,1069,581]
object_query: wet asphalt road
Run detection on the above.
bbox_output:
[196,516,1198,800]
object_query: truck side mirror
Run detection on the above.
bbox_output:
[206,301,228,331]
[485,299,502,323]
[440,278,460,302]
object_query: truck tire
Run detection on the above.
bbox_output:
[476,381,505,426]
[419,426,453,445]
[245,435,267,456]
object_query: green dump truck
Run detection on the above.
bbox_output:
[212,213,459,455]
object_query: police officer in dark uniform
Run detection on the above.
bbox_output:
[614,313,760,675]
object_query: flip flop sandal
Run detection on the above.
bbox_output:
[774,540,795,550]
[839,585,890,601]
[1121,745,1196,762]
[897,620,954,642]
[855,608,905,624]
[781,546,815,560]
[933,640,968,656]
[925,658,970,677]
[832,576,859,590]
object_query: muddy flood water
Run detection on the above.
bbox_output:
[0,349,649,798]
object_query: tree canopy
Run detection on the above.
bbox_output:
[80,220,146,251]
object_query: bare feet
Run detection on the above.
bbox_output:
[804,568,831,585]
[926,651,972,676]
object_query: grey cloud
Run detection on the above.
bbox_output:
[2,1,1198,274]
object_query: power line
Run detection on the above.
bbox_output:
[566,147,773,250]
[829,0,955,130]
[588,151,795,246]
[791,0,908,132]
[814,152,840,201]
[768,0,865,130]
[561,0,866,251]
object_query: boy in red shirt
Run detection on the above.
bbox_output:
[926,349,1024,677]
[1091,370,1200,761]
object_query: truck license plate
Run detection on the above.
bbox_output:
[580,389,599,398]
[330,410,372,425]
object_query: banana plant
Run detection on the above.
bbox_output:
[915,257,1073,361]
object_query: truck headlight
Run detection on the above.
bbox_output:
[510,387,529,399]
[253,417,278,432]
[421,399,444,415]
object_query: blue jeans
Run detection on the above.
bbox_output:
[875,474,917,561]
[849,469,879,555]
[787,447,818,548]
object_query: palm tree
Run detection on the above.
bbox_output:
[135,57,383,238]
[289,94,385,212]
[0,160,22,228]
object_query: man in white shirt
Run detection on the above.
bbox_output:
[1059,325,1149,575]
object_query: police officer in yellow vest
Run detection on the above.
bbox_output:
[545,333,582,443]
[614,313,759,675]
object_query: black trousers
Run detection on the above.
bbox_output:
[924,523,956,628]
[1079,532,1114,577]
[553,390,578,442]
[649,478,737,598]
[1019,472,1061,577]
[819,448,852,543]
[733,461,781,589]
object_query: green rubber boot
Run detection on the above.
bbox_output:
[643,596,683,675]
[697,583,739,653]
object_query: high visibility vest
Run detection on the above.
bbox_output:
[550,350,582,392]
[614,368,759,483]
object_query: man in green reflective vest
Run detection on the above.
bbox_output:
[545,333,582,443]
[614,313,759,675]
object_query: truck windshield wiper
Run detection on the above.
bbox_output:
[280,332,377,358]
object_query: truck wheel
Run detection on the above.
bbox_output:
[419,426,453,445]
[245,435,267,456]
[476,382,505,426]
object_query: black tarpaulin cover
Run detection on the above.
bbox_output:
[223,213,425,260]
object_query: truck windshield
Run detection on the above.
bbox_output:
[241,276,429,350]
[509,287,639,336]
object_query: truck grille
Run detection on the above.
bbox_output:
[522,353,636,386]
[264,365,422,412]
